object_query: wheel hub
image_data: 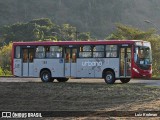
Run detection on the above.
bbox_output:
[106,74,112,81]
[43,73,49,81]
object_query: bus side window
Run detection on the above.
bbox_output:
[15,46,20,58]
[23,49,28,62]
[72,49,77,63]
[46,46,50,58]
[106,45,117,57]
[79,45,92,58]
[93,45,104,58]
[29,49,34,62]
[35,46,45,58]
[48,46,62,58]
[65,52,70,63]
[29,55,33,62]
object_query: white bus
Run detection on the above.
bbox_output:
[12,40,152,84]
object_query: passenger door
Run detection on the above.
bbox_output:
[64,47,77,77]
[22,48,34,77]
[120,46,131,77]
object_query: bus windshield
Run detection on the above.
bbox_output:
[134,43,152,69]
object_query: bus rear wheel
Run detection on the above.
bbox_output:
[120,78,130,83]
[57,78,69,82]
[40,70,52,82]
[104,71,115,84]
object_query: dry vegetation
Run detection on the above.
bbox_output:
[0,81,160,112]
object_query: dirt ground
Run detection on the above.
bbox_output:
[0,78,160,119]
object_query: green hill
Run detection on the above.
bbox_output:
[0,0,160,38]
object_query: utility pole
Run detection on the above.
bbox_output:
[144,20,160,32]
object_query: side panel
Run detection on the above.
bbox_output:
[64,63,70,77]
[29,63,34,76]
[65,63,77,77]
[76,59,95,78]
[34,59,64,77]
[13,59,22,76]
[76,58,119,78]
[71,63,77,77]
[22,63,28,76]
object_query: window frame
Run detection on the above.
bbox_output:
[35,46,45,59]
[45,45,63,58]
[105,45,118,58]
[14,46,21,59]
[79,45,92,58]
[93,45,105,58]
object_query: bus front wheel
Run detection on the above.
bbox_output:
[104,71,115,84]
[40,70,52,82]
[120,78,130,83]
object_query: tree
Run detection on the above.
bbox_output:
[147,35,160,76]
[106,23,155,40]
[0,42,12,75]
[60,24,76,40]
[0,18,93,43]
[29,18,54,28]
[78,32,91,41]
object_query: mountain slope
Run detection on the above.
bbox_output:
[0,0,160,38]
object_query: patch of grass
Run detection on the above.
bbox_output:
[0,82,160,111]
[0,67,12,76]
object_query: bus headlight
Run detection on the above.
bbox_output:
[133,68,139,73]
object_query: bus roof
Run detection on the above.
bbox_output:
[12,40,146,46]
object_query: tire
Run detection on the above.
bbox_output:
[57,78,69,82]
[40,70,52,82]
[120,78,130,83]
[104,71,115,84]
